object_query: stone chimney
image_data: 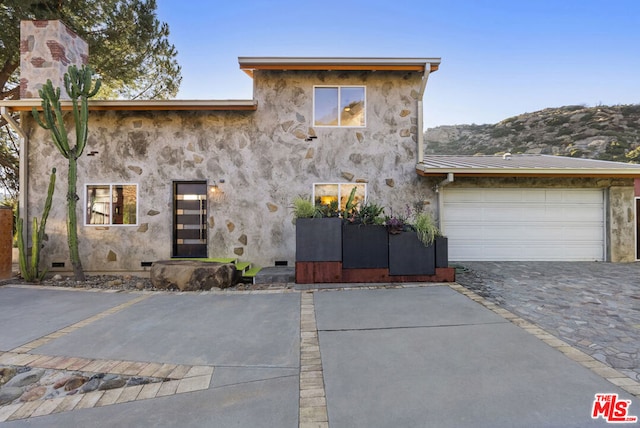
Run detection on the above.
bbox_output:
[20,20,89,99]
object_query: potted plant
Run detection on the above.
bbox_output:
[342,189,388,269]
[292,195,342,262]
[387,209,433,276]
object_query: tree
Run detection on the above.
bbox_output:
[0,0,182,195]
[32,65,101,281]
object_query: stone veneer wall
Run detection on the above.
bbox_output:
[442,177,636,262]
[20,20,88,99]
[23,69,437,272]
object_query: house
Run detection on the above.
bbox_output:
[1,20,639,276]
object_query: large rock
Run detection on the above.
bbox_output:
[5,369,44,388]
[150,260,236,291]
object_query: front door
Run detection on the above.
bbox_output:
[173,181,207,258]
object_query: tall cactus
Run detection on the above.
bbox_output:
[18,168,56,282]
[32,65,101,281]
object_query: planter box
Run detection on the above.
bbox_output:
[342,224,389,269]
[435,236,448,268]
[295,217,343,262]
[388,231,435,276]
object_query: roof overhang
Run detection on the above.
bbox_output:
[0,99,258,112]
[238,57,441,78]
[416,155,640,178]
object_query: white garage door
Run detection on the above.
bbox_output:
[442,188,605,261]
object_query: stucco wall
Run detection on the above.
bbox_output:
[24,70,437,272]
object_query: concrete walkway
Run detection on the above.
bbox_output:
[0,277,637,427]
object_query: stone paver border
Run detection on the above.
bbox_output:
[449,283,640,398]
[299,291,328,428]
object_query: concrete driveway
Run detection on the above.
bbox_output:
[0,277,638,427]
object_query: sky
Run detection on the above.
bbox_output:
[155,0,640,128]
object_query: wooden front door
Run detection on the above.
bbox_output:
[173,181,207,258]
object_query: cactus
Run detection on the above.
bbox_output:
[32,65,101,282]
[17,168,56,282]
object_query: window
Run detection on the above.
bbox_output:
[86,184,138,225]
[314,86,365,127]
[313,183,366,211]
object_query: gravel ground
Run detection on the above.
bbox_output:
[5,273,292,292]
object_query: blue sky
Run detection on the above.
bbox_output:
[156,0,640,128]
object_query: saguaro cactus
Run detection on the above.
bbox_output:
[32,65,101,281]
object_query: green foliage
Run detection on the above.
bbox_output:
[620,105,640,117]
[490,127,512,138]
[344,187,358,219]
[0,0,181,101]
[292,196,317,220]
[32,65,101,281]
[556,127,573,137]
[18,168,55,282]
[316,200,339,218]
[579,112,595,122]
[545,115,571,126]
[414,212,441,247]
[353,202,385,225]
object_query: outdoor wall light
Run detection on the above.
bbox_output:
[209,179,226,201]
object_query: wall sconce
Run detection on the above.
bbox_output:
[209,179,226,202]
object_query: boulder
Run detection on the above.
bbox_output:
[0,387,23,405]
[5,369,44,388]
[151,260,236,291]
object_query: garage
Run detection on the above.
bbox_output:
[441,188,605,261]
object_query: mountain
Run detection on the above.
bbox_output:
[424,104,640,163]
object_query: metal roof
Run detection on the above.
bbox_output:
[238,57,441,77]
[417,154,640,178]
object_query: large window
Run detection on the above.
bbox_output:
[313,183,366,211]
[314,86,365,127]
[86,184,138,225]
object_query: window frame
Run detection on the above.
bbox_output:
[312,182,367,212]
[85,183,139,226]
[313,85,366,128]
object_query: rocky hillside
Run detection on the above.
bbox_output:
[424,104,640,163]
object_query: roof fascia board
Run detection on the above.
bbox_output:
[239,57,441,76]
[0,99,258,112]
[416,166,640,178]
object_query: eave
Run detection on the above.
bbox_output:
[416,166,640,179]
[0,99,258,112]
[239,57,441,78]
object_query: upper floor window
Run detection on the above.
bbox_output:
[86,184,138,226]
[314,86,365,127]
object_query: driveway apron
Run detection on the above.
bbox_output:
[314,286,638,428]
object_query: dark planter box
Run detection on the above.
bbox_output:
[388,231,436,276]
[295,217,342,262]
[342,224,389,269]
[435,236,449,268]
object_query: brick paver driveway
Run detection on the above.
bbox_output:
[455,261,640,382]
